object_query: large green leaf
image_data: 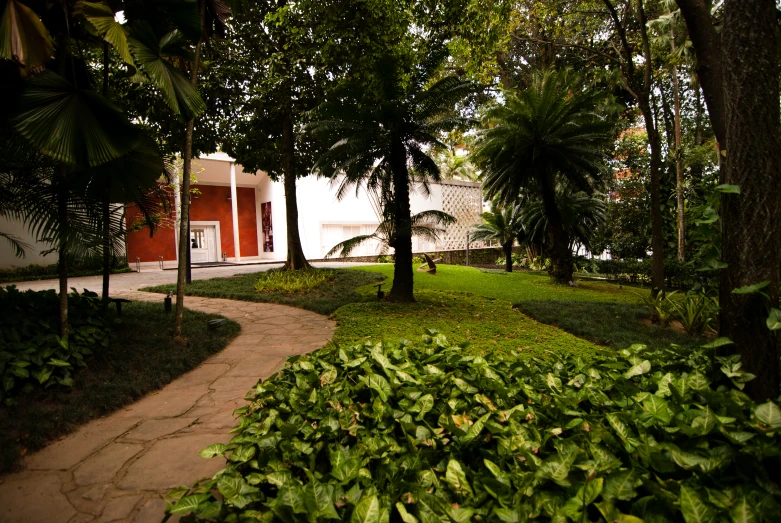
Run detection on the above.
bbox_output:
[77,1,135,65]
[445,459,473,496]
[14,70,142,166]
[127,24,206,119]
[680,485,716,523]
[351,495,381,523]
[71,135,164,202]
[766,308,781,331]
[0,0,54,71]
[755,401,781,430]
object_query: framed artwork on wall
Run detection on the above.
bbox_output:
[261,202,274,252]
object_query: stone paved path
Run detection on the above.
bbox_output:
[0,291,335,523]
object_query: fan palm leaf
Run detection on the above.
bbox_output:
[13,70,144,167]
[0,0,53,73]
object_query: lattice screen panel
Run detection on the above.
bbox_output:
[439,182,485,250]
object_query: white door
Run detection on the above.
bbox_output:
[190,226,217,262]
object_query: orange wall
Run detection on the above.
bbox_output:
[126,198,177,263]
[190,185,259,258]
[125,184,259,263]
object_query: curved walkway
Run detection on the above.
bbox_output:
[0,291,335,523]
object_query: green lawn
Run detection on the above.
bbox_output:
[142,269,383,315]
[331,290,604,360]
[351,264,640,304]
[0,302,239,474]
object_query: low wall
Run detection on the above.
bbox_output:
[311,247,520,266]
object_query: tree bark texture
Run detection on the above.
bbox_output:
[281,112,311,271]
[101,42,111,303]
[674,0,727,151]
[639,99,666,293]
[540,174,572,283]
[672,62,685,261]
[56,167,69,340]
[174,3,206,337]
[719,0,781,400]
[387,137,415,302]
[504,241,514,272]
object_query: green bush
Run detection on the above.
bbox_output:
[585,258,714,290]
[0,286,114,405]
[376,255,394,264]
[0,256,131,283]
[254,269,334,294]
[167,334,780,522]
[412,255,425,265]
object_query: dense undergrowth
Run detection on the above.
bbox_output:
[167,333,780,522]
[0,298,239,474]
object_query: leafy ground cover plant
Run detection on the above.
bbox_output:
[0,259,132,283]
[0,301,239,473]
[669,293,719,337]
[254,269,335,294]
[636,290,677,327]
[167,334,780,522]
[0,286,114,405]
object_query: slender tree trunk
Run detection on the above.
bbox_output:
[504,241,513,272]
[719,0,781,400]
[281,111,310,271]
[174,3,206,337]
[101,42,111,303]
[540,175,571,283]
[674,0,727,151]
[387,136,414,302]
[56,166,69,340]
[671,61,685,261]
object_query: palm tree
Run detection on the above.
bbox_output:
[470,200,527,272]
[309,53,474,302]
[523,186,607,255]
[326,187,455,258]
[472,70,613,283]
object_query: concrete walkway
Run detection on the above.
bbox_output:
[0,291,336,523]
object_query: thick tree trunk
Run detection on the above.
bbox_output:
[638,99,665,294]
[540,175,572,283]
[56,167,69,340]
[174,5,205,337]
[504,242,513,272]
[719,0,781,400]
[671,62,685,261]
[281,112,310,271]
[387,137,414,302]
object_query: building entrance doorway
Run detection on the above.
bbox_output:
[190,225,218,263]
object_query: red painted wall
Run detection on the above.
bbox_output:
[125,184,259,263]
[190,185,259,258]
[125,195,177,263]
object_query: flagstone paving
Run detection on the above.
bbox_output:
[0,291,335,523]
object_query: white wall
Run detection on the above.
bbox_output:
[0,216,57,269]
[292,175,447,259]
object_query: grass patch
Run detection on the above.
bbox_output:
[0,301,239,474]
[512,300,702,351]
[254,268,334,294]
[331,290,604,361]
[142,269,384,315]
[351,264,640,304]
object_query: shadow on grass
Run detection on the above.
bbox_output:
[0,301,239,474]
[513,300,703,351]
[142,269,385,315]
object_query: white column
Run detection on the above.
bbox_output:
[230,162,241,261]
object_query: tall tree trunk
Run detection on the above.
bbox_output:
[719,0,781,400]
[540,175,571,283]
[504,241,513,272]
[281,111,310,271]
[387,136,414,302]
[56,166,69,340]
[674,0,727,151]
[174,2,206,337]
[639,98,665,293]
[101,42,111,303]
[671,61,685,261]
